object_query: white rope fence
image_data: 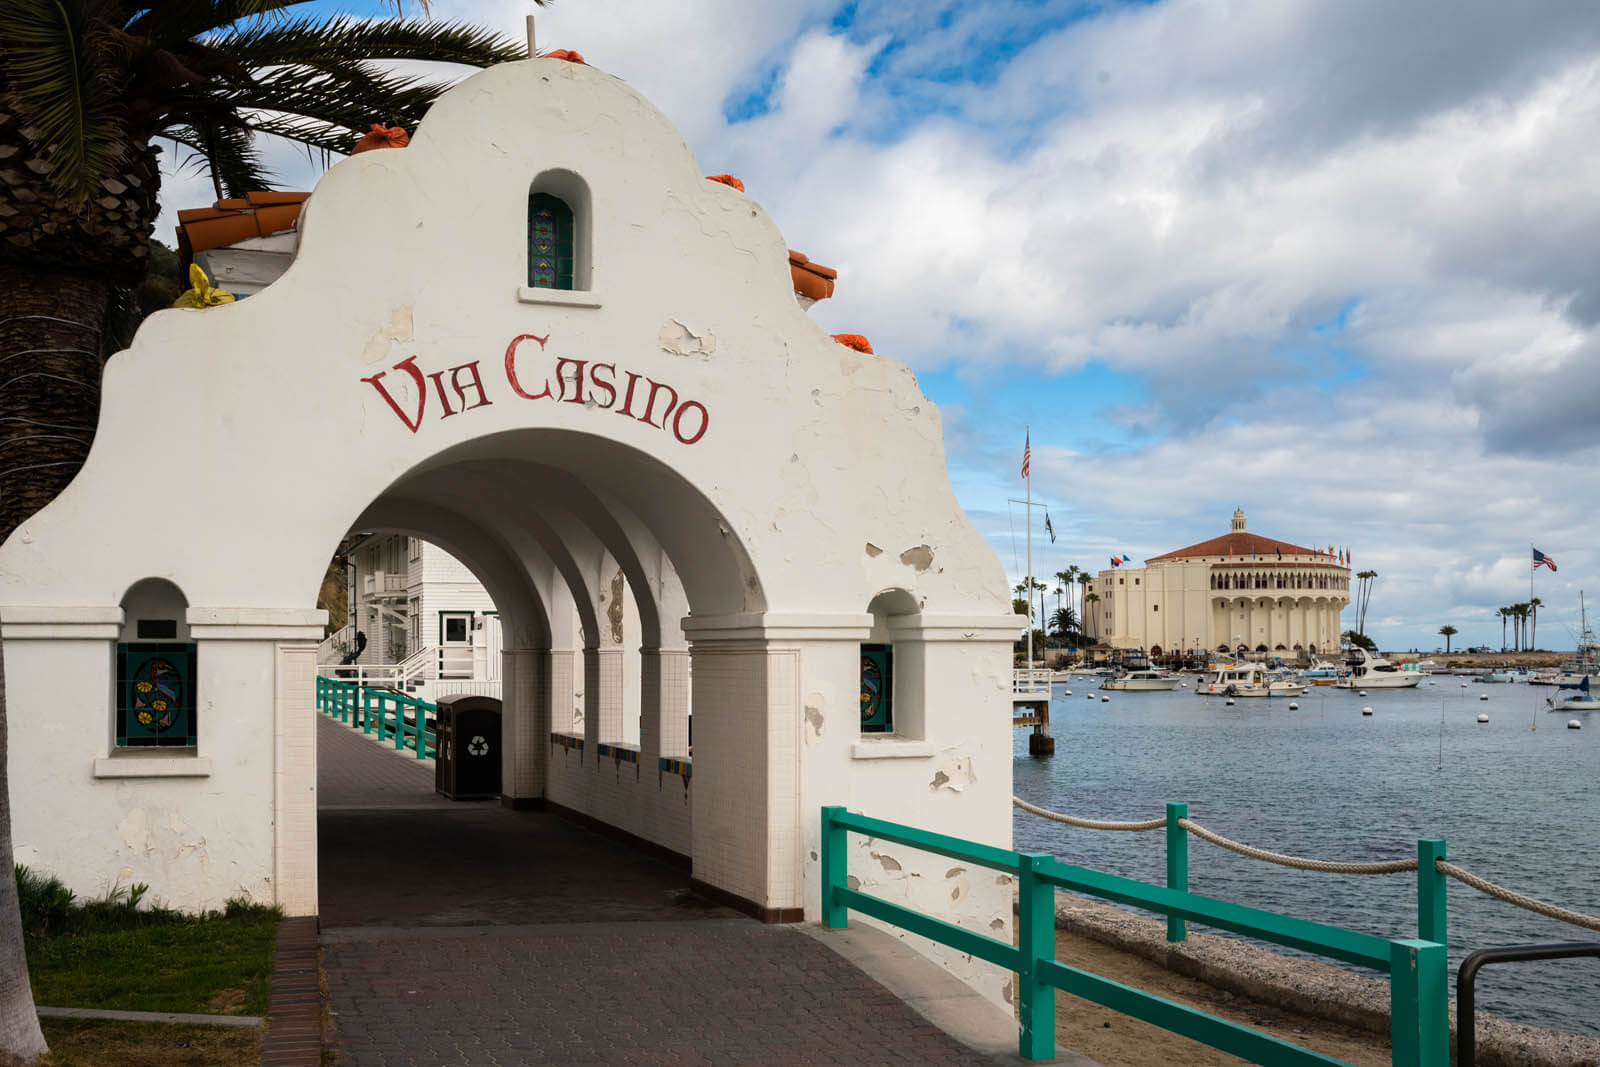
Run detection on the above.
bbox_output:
[1437,861,1600,934]
[1012,796,1167,832]
[1015,796,1600,932]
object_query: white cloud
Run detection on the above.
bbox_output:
[148,0,1600,649]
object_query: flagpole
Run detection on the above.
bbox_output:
[1026,424,1033,669]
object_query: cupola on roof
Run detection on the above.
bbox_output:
[1147,510,1327,562]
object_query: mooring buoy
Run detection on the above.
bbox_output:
[1101,696,1109,702]
[1477,713,1489,723]
[1568,720,1582,730]
[1362,706,1374,715]
[1479,694,1488,701]
[1224,698,1235,706]
[1288,702,1299,710]
[1358,690,1368,697]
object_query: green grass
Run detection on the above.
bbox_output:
[19,867,282,1017]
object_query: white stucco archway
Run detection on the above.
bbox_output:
[0,56,1023,1003]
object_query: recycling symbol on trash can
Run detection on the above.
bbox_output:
[468,735,489,757]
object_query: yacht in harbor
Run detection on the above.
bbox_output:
[1333,646,1422,689]
[1102,668,1182,691]
[1198,663,1308,697]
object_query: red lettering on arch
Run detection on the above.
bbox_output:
[361,356,427,433]
[672,400,709,444]
[504,333,554,400]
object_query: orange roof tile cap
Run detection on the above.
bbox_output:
[547,49,585,64]
[352,124,410,154]
[706,174,745,192]
[832,334,873,354]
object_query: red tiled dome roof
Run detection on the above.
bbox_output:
[1148,531,1323,562]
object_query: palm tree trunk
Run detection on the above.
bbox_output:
[0,633,48,1063]
[0,266,108,543]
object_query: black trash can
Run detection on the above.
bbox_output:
[434,694,502,800]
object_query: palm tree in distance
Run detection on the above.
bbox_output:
[1497,608,1508,652]
[1078,571,1091,639]
[1529,597,1542,651]
[0,4,531,1060]
[1438,625,1458,653]
[1354,571,1378,634]
[1051,605,1079,645]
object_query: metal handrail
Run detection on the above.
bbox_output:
[1457,942,1600,1067]
[822,805,1447,1064]
[1013,668,1052,695]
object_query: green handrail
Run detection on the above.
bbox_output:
[821,805,1447,1065]
[315,676,437,759]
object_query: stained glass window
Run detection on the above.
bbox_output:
[860,644,892,733]
[527,193,575,289]
[116,643,198,747]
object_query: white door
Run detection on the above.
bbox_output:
[439,612,473,678]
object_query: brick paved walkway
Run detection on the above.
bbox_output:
[313,713,1016,1065]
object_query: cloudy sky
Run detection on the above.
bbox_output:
[159,1,1600,651]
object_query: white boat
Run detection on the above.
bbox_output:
[1197,663,1308,698]
[1414,659,1440,674]
[1101,669,1181,691]
[1482,668,1529,684]
[1296,660,1342,686]
[1334,646,1422,689]
[1548,677,1600,712]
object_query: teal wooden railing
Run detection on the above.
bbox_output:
[821,806,1448,1065]
[315,676,437,759]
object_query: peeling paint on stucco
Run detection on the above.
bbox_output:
[929,755,975,793]
[864,543,882,557]
[803,693,825,743]
[871,851,902,873]
[360,306,413,364]
[657,317,716,357]
[118,808,150,854]
[899,545,934,572]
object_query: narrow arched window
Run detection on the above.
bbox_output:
[528,193,575,289]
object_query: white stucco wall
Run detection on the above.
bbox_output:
[0,56,1021,1001]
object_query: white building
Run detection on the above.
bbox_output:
[1084,510,1350,656]
[0,55,1023,1005]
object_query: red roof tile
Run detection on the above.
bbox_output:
[1148,531,1327,562]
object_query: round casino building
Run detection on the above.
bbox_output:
[1083,510,1350,657]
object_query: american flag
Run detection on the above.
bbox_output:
[1532,547,1557,572]
[1021,432,1030,479]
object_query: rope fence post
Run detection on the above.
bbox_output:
[1017,851,1056,1061]
[1417,839,1447,946]
[820,806,848,929]
[1389,938,1448,1067]
[1166,802,1188,942]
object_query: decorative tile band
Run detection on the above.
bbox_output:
[658,757,692,779]
[597,742,640,764]
[551,732,584,751]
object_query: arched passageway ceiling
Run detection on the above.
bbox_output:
[388,430,763,619]
[479,459,671,650]
[352,495,550,649]
[380,464,609,650]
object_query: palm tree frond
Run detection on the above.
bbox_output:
[212,15,525,70]
[0,0,129,200]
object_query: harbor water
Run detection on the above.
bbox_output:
[1013,676,1600,1037]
